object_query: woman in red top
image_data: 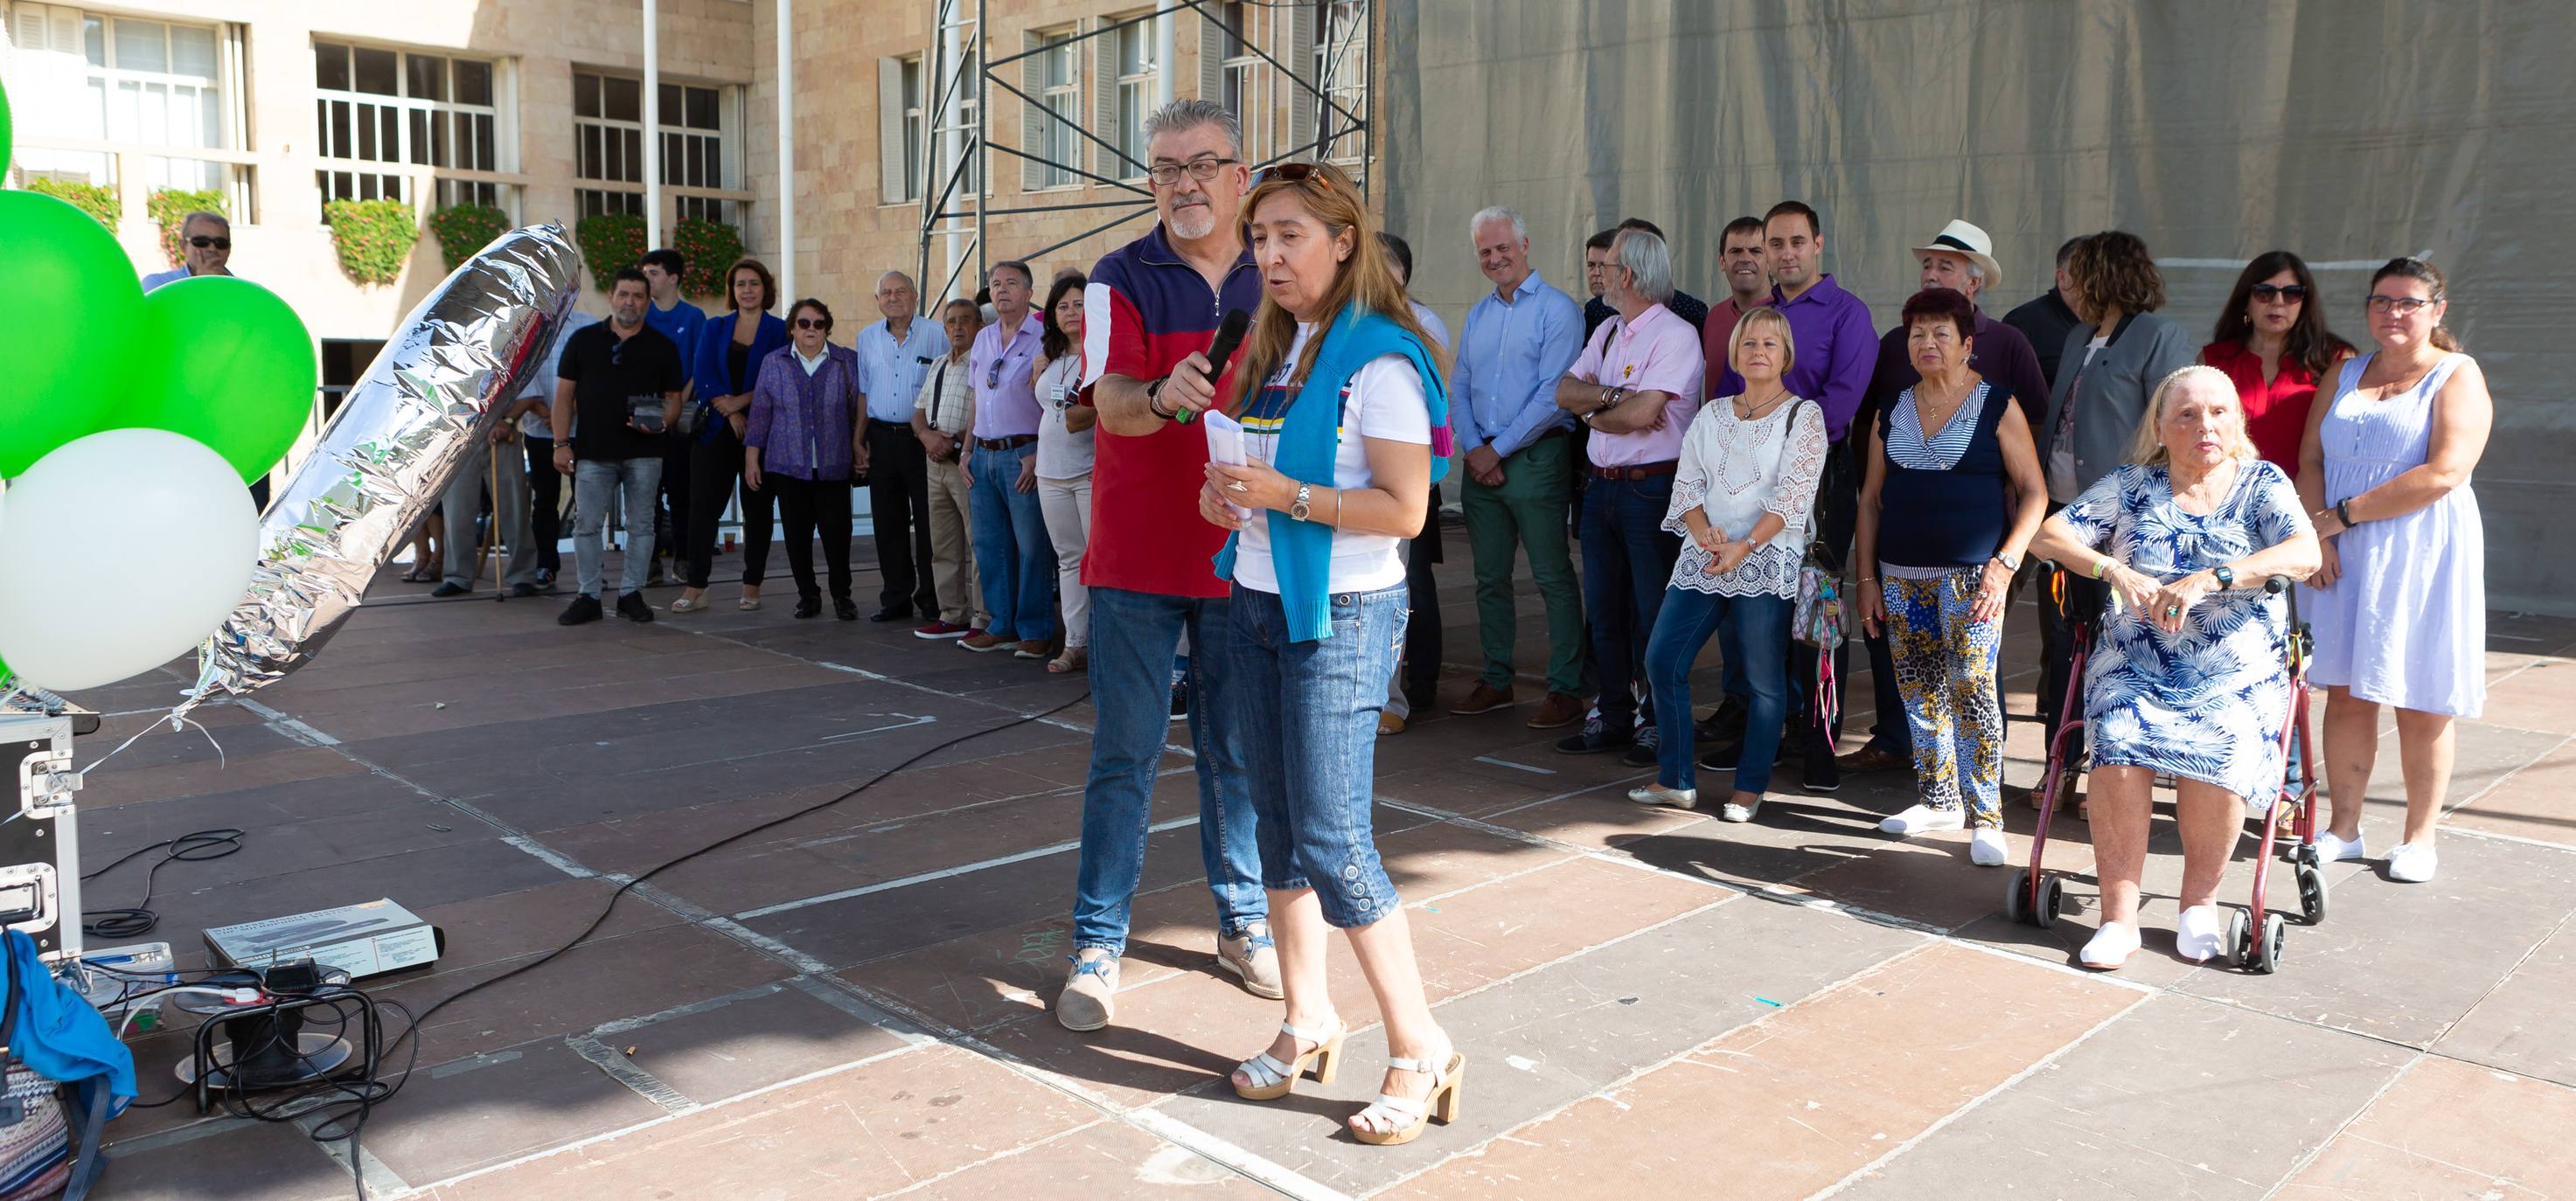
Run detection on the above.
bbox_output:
[2201,251,2355,469]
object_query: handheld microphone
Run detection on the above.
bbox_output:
[1177,309,1252,424]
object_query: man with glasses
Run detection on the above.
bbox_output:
[1060,98,1277,1033]
[142,211,236,292]
[855,270,947,622]
[551,268,686,627]
[958,260,1055,656]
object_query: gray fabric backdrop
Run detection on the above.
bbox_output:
[1381,0,2574,614]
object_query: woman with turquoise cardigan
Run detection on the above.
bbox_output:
[1198,163,1462,1149]
[674,257,790,614]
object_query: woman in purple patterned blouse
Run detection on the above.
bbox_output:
[745,298,867,620]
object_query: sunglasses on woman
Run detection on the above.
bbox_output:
[793,317,829,330]
[2249,283,2306,302]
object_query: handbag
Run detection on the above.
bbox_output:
[1768,399,1844,650]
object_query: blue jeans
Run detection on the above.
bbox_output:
[1580,474,1682,728]
[1229,583,1408,928]
[1070,587,1267,955]
[573,455,663,598]
[968,442,1055,642]
[1647,588,1791,795]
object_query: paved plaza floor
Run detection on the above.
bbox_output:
[64,527,2576,1199]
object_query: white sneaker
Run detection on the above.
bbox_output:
[1626,784,1697,810]
[2175,905,2230,962]
[2313,830,2366,863]
[2386,842,2439,883]
[1968,828,2009,866]
[2079,921,2141,970]
[1880,803,1967,837]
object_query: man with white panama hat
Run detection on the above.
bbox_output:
[1836,218,2052,779]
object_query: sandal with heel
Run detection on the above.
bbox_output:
[1232,1016,1346,1101]
[1350,1041,1466,1146]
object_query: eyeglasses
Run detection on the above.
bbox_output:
[793,317,829,330]
[2366,295,2438,316]
[1146,156,1240,187]
[190,236,232,250]
[1262,163,1340,190]
[2250,283,2307,302]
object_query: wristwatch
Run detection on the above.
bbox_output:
[2213,564,2236,589]
[1290,483,1314,522]
[1992,551,2022,571]
[1145,375,1175,420]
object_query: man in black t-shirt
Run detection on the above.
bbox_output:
[549,268,686,625]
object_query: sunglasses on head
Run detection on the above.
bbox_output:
[1263,163,1339,191]
[794,317,829,330]
[190,236,232,250]
[2250,283,2307,302]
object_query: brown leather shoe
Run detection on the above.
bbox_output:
[1835,744,1910,774]
[1448,683,1514,716]
[1526,692,1584,729]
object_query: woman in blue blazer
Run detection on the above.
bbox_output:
[676,257,790,612]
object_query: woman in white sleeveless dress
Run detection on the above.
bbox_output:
[2296,258,2494,885]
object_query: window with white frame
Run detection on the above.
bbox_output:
[572,72,736,227]
[900,56,925,200]
[1112,17,1152,177]
[312,41,502,215]
[1314,0,1366,164]
[1208,2,1266,161]
[1025,28,1081,190]
[4,4,242,196]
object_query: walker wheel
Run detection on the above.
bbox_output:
[2247,912,2287,974]
[2296,864,2328,926]
[2004,869,2033,925]
[2036,875,2065,930]
[2226,907,2253,968]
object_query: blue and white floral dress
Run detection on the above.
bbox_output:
[2055,459,2315,809]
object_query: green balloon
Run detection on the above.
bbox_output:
[0,192,140,477]
[125,276,317,483]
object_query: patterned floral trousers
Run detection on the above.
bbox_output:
[1883,570,2005,826]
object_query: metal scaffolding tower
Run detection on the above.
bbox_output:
[914,0,1374,305]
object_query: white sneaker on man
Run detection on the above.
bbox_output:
[1968,827,2009,866]
[2386,842,2440,883]
[2312,829,2366,863]
[1880,803,1967,837]
[1217,923,1284,999]
[1057,948,1119,1032]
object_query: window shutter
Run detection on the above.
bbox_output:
[877,57,907,201]
[1091,23,1120,179]
[1019,31,1042,191]
[1286,0,1318,159]
[1196,5,1224,107]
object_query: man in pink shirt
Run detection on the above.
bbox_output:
[1552,228,1706,761]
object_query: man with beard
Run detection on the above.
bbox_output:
[1057,99,1277,1032]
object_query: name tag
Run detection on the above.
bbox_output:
[1050,382,1071,404]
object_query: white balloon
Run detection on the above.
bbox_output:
[0,430,260,692]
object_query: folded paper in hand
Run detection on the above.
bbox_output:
[1201,411,1252,520]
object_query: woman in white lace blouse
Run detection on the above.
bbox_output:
[1631,307,1825,820]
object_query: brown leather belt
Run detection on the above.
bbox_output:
[1591,459,1679,481]
[973,434,1038,450]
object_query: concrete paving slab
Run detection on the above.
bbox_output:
[594,978,916,1106]
[2275,1053,2576,1200]
[99,1116,358,1201]
[1835,991,2415,1200]
[353,1036,668,1184]
[2433,914,2576,1086]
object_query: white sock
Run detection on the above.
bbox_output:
[1968,827,2009,866]
[1880,803,1967,836]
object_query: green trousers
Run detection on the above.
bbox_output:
[1463,434,1587,694]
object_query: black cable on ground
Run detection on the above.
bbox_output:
[80,828,244,940]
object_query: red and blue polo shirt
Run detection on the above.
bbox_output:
[1080,222,1264,599]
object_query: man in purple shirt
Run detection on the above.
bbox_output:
[1709,201,1875,792]
[960,260,1055,656]
[1839,220,2051,777]
[1552,229,1705,764]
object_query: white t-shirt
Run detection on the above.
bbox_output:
[1232,322,1432,594]
[1034,354,1095,479]
[2046,334,2111,503]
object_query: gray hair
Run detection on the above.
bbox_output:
[1142,98,1241,157]
[1611,229,1674,305]
[876,269,916,292]
[182,210,229,234]
[1468,205,1526,246]
[1964,260,1987,282]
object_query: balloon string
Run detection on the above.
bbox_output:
[76,704,227,775]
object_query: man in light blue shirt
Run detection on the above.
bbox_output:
[1451,206,1587,729]
[853,269,950,621]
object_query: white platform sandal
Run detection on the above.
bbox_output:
[1350,1040,1466,1146]
[1231,1015,1346,1101]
